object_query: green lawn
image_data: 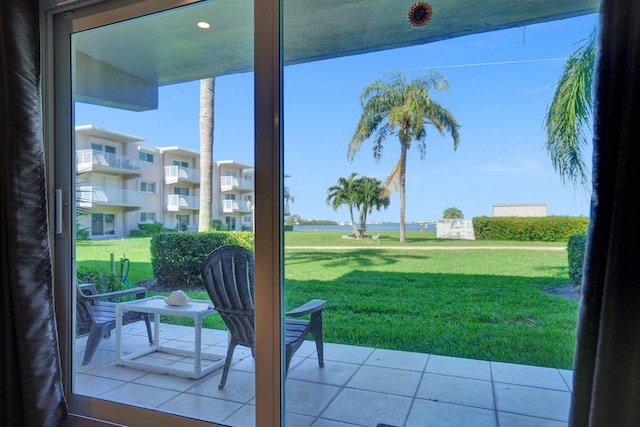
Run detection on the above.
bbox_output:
[76,234,577,369]
[283,230,568,248]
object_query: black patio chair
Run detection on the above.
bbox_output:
[76,283,153,365]
[199,244,326,389]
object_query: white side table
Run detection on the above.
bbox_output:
[115,295,224,379]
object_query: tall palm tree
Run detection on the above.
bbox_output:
[544,27,596,190]
[348,71,460,243]
[354,176,390,239]
[325,172,360,237]
[198,78,214,232]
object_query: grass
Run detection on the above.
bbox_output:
[283,230,568,248]
[75,233,578,369]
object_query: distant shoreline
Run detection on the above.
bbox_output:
[293,223,436,232]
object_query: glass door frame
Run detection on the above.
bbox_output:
[42,0,285,425]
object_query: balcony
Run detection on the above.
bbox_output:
[167,194,200,212]
[76,149,141,178]
[165,165,200,185]
[222,199,252,214]
[76,186,142,210]
[219,176,253,193]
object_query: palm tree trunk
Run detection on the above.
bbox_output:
[198,78,214,232]
[349,206,358,236]
[399,143,407,243]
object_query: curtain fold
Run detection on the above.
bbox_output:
[0,1,68,426]
[570,0,640,425]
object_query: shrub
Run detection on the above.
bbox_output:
[210,219,228,231]
[568,233,587,289]
[472,215,589,242]
[129,222,163,237]
[76,266,123,294]
[76,224,89,241]
[151,231,254,289]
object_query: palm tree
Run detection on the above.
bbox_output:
[348,70,460,243]
[544,27,596,190]
[198,78,214,232]
[325,173,360,237]
[353,176,390,239]
[442,206,464,219]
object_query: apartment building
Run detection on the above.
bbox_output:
[75,125,253,238]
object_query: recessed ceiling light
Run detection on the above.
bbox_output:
[197,21,211,29]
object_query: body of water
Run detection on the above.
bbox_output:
[293,223,436,232]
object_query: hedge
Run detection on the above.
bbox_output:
[567,233,587,289]
[472,215,589,242]
[151,231,254,289]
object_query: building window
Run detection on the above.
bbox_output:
[174,186,189,196]
[173,160,189,168]
[91,213,115,236]
[140,181,156,193]
[91,142,116,154]
[225,216,236,230]
[139,212,156,223]
[139,151,154,163]
[176,214,189,231]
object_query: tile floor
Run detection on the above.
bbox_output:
[75,321,573,427]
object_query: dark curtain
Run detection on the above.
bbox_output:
[0,1,68,426]
[570,0,640,426]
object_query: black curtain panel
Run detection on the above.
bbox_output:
[0,1,68,426]
[570,0,640,426]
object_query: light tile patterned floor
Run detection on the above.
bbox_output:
[75,321,573,426]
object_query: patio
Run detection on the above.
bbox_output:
[75,320,573,427]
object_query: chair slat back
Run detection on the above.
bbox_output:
[200,245,255,346]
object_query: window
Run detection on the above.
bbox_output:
[140,212,156,223]
[139,151,154,162]
[173,160,189,168]
[225,216,236,230]
[174,186,189,196]
[176,214,189,230]
[91,142,116,154]
[225,193,236,200]
[91,213,115,236]
[140,181,156,193]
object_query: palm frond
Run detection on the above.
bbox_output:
[383,159,403,194]
[544,26,596,189]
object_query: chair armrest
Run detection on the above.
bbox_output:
[81,286,148,302]
[285,299,327,317]
[79,283,98,295]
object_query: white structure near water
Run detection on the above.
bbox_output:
[437,219,475,240]
[493,203,547,217]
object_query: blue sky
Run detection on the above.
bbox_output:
[75,13,597,223]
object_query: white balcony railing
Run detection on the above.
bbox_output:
[76,149,141,175]
[221,199,253,213]
[164,165,200,184]
[167,194,200,211]
[77,186,142,208]
[219,176,253,192]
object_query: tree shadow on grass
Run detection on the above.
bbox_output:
[284,250,430,268]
